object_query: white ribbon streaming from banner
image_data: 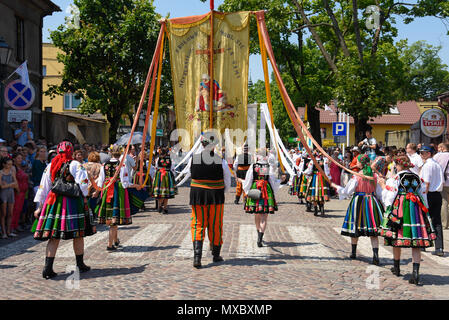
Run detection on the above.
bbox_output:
[174,135,202,171]
[260,103,295,178]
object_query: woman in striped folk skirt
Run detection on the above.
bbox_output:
[151,147,177,214]
[299,165,311,209]
[96,146,133,251]
[33,141,95,279]
[289,174,301,196]
[243,153,280,247]
[304,154,330,216]
[331,154,384,265]
[128,152,154,215]
[378,156,437,285]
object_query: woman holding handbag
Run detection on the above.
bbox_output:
[243,149,280,247]
[33,141,96,279]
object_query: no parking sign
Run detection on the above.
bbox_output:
[4,79,35,110]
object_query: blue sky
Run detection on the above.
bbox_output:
[43,0,449,82]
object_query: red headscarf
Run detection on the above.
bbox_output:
[50,141,74,182]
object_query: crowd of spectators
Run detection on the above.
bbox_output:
[0,119,134,239]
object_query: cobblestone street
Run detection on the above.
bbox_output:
[1,185,448,300]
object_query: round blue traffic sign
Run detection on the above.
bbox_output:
[4,79,35,110]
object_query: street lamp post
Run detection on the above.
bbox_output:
[0,37,13,139]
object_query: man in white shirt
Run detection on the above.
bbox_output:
[406,143,423,175]
[358,129,377,161]
[119,147,137,179]
[420,145,444,256]
[433,143,449,230]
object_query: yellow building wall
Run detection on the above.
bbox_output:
[416,101,440,114]
[42,43,64,112]
[42,43,109,144]
[320,123,412,148]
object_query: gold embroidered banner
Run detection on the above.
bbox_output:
[167,12,250,148]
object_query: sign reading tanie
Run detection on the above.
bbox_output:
[420,108,446,138]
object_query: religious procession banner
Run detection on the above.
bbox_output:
[166,11,250,149]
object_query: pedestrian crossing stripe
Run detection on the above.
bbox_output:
[57,228,110,258]
[287,226,335,260]
[114,224,172,257]
[174,233,210,258]
[333,227,391,262]
[236,225,270,259]
[1,224,447,266]
[417,248,449,266]
[0,235,40,260]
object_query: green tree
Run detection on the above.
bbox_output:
[291,0,449,141]
[213,0,334,145]
[46,0,172,143]
[398,40,449,100]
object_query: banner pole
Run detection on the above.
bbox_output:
[209,10,214,129]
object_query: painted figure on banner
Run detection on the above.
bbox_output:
[195,74,234,112]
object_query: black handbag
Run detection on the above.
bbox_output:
[51,162,81,198]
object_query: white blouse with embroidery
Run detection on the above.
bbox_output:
[34,160,89,206]
[381,170,428,207]
[243,164,280,195]
[96,158,130,189]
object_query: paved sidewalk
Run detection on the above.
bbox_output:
[0,185,448,300]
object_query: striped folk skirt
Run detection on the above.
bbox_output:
[127,187,147,215]
[244,181,278,214]
[306,173,329,202]
[298,174,309,199]
[96,181,132,226]
[379,193,436,248]
[341,192,384,238]
[151,169,177,199]
[289,175,301,196]
[33,193,96,241]
[191,204,224,246]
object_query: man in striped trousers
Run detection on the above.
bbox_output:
[188,131,231,268]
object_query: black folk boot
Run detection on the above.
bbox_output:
[409,263,420,285]
[193,241,203,269]
[350,244,357,259]
[391,259,401,276]
[306,202,312,212]
[319,203,325,216]
[234,195,240,204]
[372,248,379,266]
[257,231,264,247]
[42,256,57,279]
[314,206,318,216]
[212,244,224,263]
[76,254,91,273]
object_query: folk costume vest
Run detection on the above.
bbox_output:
[190,151,225,205]
[236,153,253,179]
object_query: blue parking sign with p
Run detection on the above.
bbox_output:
[332,122,347,136]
